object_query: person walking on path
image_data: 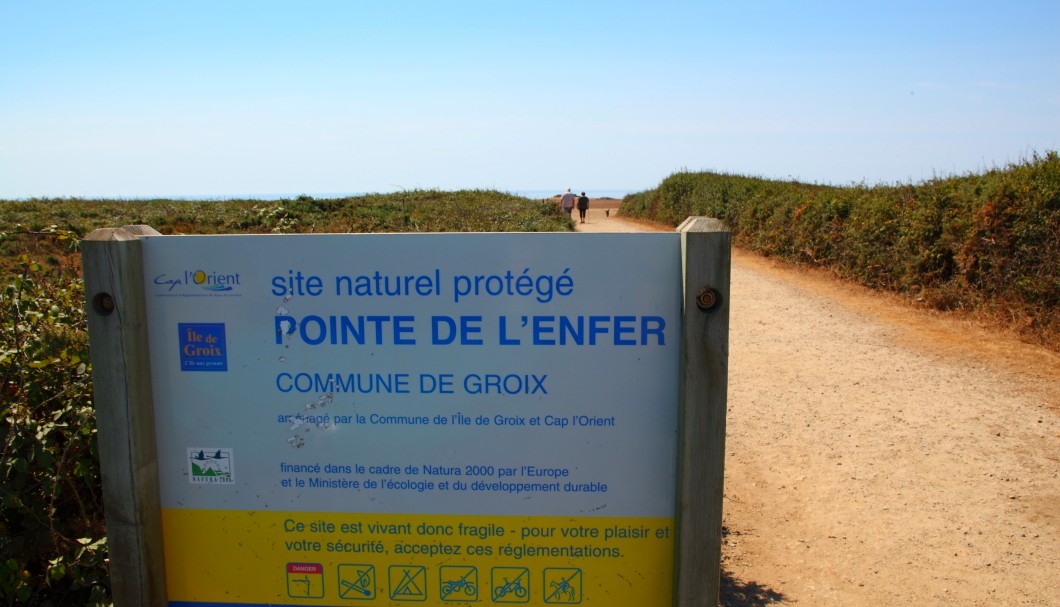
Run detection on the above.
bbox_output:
[560,188,576,218]
[576,192,589,223]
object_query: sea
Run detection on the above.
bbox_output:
[4,189,643,202]
[510,189,636,200]
[114,188,641,202]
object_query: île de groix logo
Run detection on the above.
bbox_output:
[188,448,234,484]
[153,267,241,296]
[179,323,228,372]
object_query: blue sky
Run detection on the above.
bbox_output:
[2,1,1058,198]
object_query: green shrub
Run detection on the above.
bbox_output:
[622,152,1060,347]
[1,258,109,606]
[0,190,570,604]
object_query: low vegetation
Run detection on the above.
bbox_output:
[0,191,569,605]
[4,162,1056,603]
[622,152,1060,348]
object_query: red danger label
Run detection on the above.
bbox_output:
[286,562,323,574]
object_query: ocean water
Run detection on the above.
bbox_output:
[281,188,637,200]
[53,188,639,202]
[510,189,635,200]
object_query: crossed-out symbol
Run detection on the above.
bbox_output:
[492,567,529,603]
[389,565,427,601]
[337,564,375,600]
[440,566,478,601]
[543,568,582,604]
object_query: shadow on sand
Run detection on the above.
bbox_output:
[720,568,787,606]
[718,526,787,606]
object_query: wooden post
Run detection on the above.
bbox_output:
[675,217,731,607]
[82,225,167,607]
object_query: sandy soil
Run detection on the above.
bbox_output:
[574,208,1060,606]
[562,200,671,233]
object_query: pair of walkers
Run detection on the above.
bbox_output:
[560,188,589,223]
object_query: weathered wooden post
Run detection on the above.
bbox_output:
[675,217,731,607]
[82,225,168,607]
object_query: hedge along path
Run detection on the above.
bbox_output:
[579,208,1060,606]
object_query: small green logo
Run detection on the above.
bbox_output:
[188,448,234,484]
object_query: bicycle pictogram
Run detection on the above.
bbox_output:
[491,567,529,603]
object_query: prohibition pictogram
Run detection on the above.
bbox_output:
[337,564,375,600]
[440,565,478,601]
[389,565,427,601]
[543,568,582,604]
[491,567,529,603]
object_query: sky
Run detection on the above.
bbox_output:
[1,1,1058,199]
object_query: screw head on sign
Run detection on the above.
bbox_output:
[696,286,722,312]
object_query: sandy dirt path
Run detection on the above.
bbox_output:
[575,207,1060,606]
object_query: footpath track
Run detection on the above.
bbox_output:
[576,207,1060,606]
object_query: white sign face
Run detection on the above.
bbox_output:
[141,232,681,606]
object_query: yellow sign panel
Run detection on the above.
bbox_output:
[163,509,673,606]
